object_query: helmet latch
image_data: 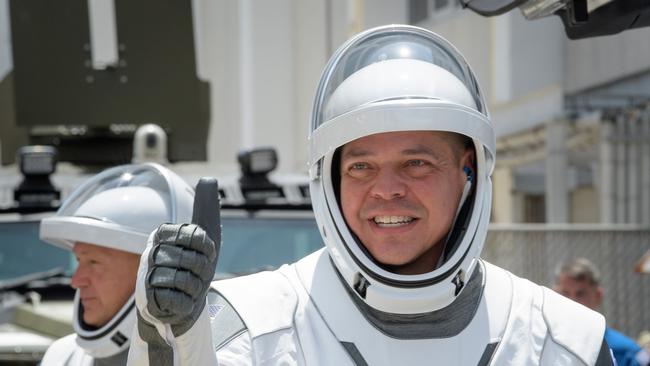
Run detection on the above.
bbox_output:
[354,274,370,299]
[452,270,465,296]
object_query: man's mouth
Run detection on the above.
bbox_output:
[80,296,96,304]
[372,215,416,227]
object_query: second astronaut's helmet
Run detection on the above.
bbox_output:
[39,163,194,358]
[309,25,496,314]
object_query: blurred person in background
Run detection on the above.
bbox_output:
[38,163,194,365]
[555,257,650,366]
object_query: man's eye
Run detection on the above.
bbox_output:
[345,162,373,178]
[407,160,426,167]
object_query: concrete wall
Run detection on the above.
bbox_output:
[570,186,600,223]
[192,0,242,174]
[192,0,331,174]
[492,166,515,223]
[363,0,408,29]
[489,12,566,138]
[565,26,650,94]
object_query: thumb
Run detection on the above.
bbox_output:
[191,177,221,247]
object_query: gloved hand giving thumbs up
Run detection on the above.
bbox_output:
[144,177,221,336]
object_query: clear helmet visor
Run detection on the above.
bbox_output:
[311,25,488,133]
[40,163,194,254]
[58,164,174,220]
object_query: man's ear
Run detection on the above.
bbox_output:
[595,286,604,307]
[460,148,476,176]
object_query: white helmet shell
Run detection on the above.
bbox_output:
[309,25,495,314]
[40,163,194,254]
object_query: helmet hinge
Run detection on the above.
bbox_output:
[310,159,322,181]
[111,331,128,346]
[452,270,465,296]
[354,274,370,299]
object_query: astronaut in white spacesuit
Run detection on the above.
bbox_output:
[128,25,614,365]
[38,163,194,365]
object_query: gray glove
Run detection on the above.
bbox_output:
[144,178,221,336]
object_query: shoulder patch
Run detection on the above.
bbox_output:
[207,288,247,350]
[211,269,298,338]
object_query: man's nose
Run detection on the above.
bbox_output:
[70,265,90,289]
[370,169,406,200]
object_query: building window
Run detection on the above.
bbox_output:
[524,194,546,223]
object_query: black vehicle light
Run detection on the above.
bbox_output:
[238,147,278,176]
[13,146,60,211]
[237,147,284,203]
[19,145,57,176]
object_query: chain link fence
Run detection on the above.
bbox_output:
[484,224,650,340]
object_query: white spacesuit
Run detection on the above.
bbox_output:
[39,163,194,365]
[128,25,613,365]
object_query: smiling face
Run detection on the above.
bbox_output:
[71,242,140,327]
[339,131,474,275]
